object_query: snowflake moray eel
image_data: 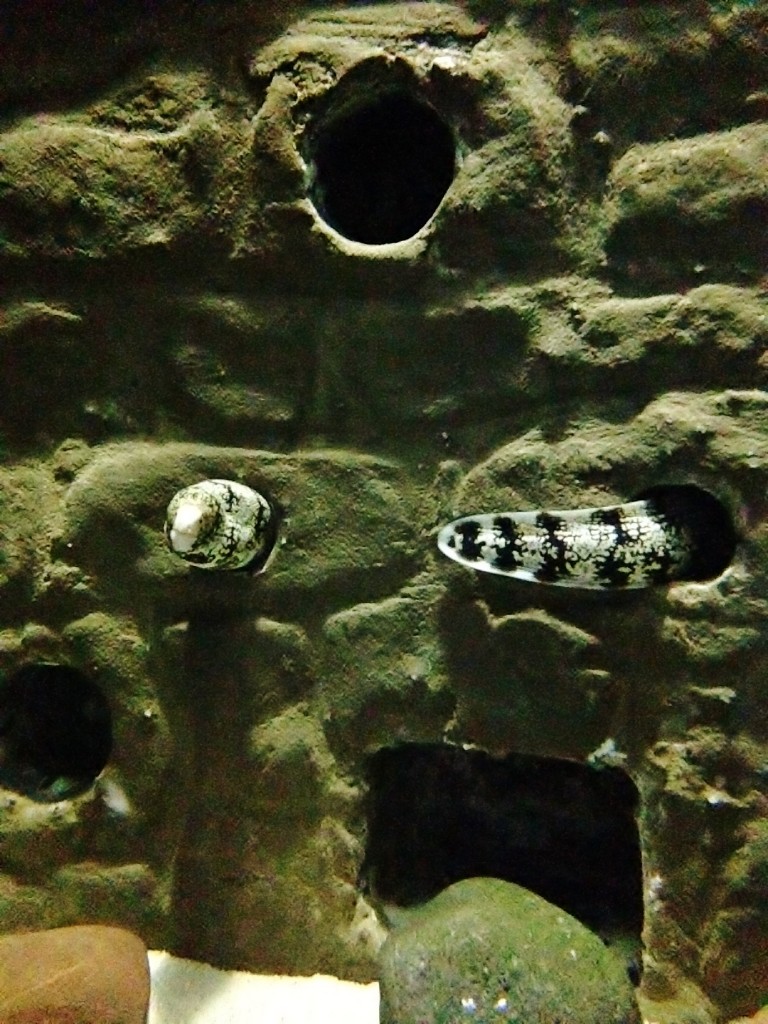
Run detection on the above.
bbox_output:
[165,479,277,572]
[437,485,735,589]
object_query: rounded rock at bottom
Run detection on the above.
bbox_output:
[379,877,640,1024]
[0,925,150,1024]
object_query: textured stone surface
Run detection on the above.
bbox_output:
[0,1,766,1021]
[605,124,768,287]
[379,877,639,1024]
[0,925,149,1024]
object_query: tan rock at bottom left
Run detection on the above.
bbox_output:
[0,925,150,1024]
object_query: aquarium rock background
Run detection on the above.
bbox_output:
[0,2,766,1022]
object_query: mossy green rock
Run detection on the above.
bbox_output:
[379,878,639,1024]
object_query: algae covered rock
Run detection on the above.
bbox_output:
[379,877,639,1024]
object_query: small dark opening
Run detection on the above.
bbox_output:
[307,91,455,244]
[633,484,737,582]
[0,664,113,801]
[362,744,643,948]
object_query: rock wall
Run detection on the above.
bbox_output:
[0,2,766,1021]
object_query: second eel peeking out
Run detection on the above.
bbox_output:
[165,479,277,572]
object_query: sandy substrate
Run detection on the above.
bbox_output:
[147,951,380,1024]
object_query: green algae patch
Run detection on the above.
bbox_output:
[700,818,768,1018]
[379,877,639,1024]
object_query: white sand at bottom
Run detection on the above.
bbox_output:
[148,950,380,1024]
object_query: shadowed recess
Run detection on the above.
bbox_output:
[362,743,644,949]
[632,483,737,583]
[306,90,456,244]
[0,663,113,801]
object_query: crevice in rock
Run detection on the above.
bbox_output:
[305,82,455,245]
[361,743,644,950]
[0,663,112,801]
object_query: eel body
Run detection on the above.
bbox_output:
[437,487,734,589]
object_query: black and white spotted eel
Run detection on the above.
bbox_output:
[437,485,735,589]
[165,479,277,572]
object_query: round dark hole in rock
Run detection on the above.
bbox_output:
[307,91,455,244]
[361,744,643,966]
[0,663,112,801]
[632,483,737,582]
